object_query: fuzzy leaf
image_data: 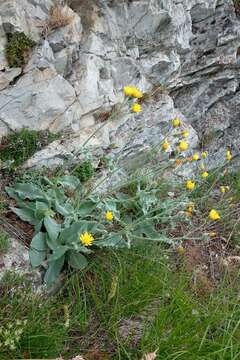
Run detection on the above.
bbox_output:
[60,221,98,246]
[96,234,126,248]
[67,251,88,270]
[44,256,65,286]
[48,246,69,261]
[10,206,38,225]
[44,216,61,244]
[78,200,96,216]
[57,176,81,190]
[29,232,47,267]
[8,183,46,201]
[55,201,74,217]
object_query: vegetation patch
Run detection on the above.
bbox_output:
[5,32,35,68]
[0,129,60,168]
[73,160,95,183]
[47,4,73,31]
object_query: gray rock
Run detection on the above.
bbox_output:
[0,68,77,136]
[0,67,21,90]
[0,237,42,289]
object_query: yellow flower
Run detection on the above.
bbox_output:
[175,159,183,165]
[182,130,189,138]
[123,86,143,98]
[220,186,226,193]
[80,232,94,246]
[176,245,185,255]
[131,103,142,113]
[192,153,199,161]
[162,140,170,151]
[123,86,134,97]
[220,186,229,193]
[172,118,181,128]
[105,211,113,221]
[179,140,189,151]
[226,150,232,161]
[187,203,194,213]
[199,163,205,170]
[186,180,195,190]
[202,151,207,159]
[131,87,143,99]
[209,209,220,221]
[209,232,217,238]
[201,171,209,178]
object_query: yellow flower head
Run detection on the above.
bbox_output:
[132,103,142,113]
[186,180,195,191]
[209,232,217,238]
[172,118,181,128]
[192,153,199,161]
[187,202,194,213]
[220,186,226,193]
[176,245,185,255]
[182,130,189,138]
[201,171,209,179]
[123,86,143,98]
[80,231,94,246]
[202,151,207,159]
[179,140,189,151]
[123,86,134,97]
[131,87,143,99]
[209,209,220,221]
[226,150,232,161]
[162,140,170,151]
[175,158,183,165]
[105,211,113,221]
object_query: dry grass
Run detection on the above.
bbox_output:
[47,4,73,31]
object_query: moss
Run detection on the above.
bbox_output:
[0,129,60,168]
[73,160,95,183]
[5,32,35,68]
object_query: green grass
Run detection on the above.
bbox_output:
[0,129,60,168]
[0,231,9,253]
[1,245,240,359]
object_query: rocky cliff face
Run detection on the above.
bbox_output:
[0,0,239,169]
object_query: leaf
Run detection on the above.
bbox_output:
[78,200,96,216]
[44,256,65,286]
[55,201,74,217]
[8,183,46,201]
[29,232,47,267]
[108,275,118,301]
[134,220,159,238]
[60,221,98,246]
[67,251,88,269]
[57,176,81,190]
[96,234,127,248]
[44,216,61,244]
[48,246,69,261]
[10,206,38,225]
[35,201,49,220]
[138,190,158,215]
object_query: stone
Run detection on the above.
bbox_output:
[0,67,22,90]
[0,68,77,137]
[0,237,42,289]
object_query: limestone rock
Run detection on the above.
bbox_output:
[0,67,21,90]
[0,68,77,137]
